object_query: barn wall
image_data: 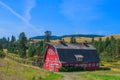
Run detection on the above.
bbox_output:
[44,45,61,71]
[62,62,99,70]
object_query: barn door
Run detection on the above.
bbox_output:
[49,64,54,71]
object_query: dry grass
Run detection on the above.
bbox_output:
[0,58,62,80]
[51,34,120,43]
[33,34,120,43]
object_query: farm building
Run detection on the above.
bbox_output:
[43,41,100,71]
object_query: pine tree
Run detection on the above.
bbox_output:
[7,36,17,53]
[18,32,27,58]
[28,46,36,57]
[44,31,51,42]
[70,36,76,44]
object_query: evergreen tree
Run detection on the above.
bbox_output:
[0,44,3,51]
[44,31,51,42]
[7,36,17,53]
[92,36,120,61]
[1,37,7,48]
[18,32,27,58]
[35,40,44,56]
[41,31,51,56]
[91,38,94,43]
[11,35,16,43]
[28,46,36,57]
[70,36,76,44]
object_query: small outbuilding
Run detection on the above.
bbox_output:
[43,41,100,71]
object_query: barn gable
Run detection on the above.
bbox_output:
[43,44,61,71]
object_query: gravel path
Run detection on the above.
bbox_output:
[57,72,81,80]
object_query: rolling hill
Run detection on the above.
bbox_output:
[31,34,104,40]
[31,34,120,43]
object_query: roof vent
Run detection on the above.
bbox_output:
[83,43,89,47]
[81,41,89,47]
[59,40,68,46]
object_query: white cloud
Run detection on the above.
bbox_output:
[0,1,42,35]
[0,1,27,23]
[24,0,36,21]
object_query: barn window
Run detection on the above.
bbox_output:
[83,64,87,67]
[89,64,91,67]
[75,55,84,61]
[70,64,74,66]
[56,64,59,68]
[79,64,83,67]
[46,63,48,66]
[50,64,54,67]
[92,64,95,67]
[96,63,99,66]
[75,64,78,67]
[65,64,69,66]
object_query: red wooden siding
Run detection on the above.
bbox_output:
[62,62,99,70]
[44,45,61,71]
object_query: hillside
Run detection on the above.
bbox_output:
[31,34,104,40]
[31,34,120,43]
[53,34,120,43]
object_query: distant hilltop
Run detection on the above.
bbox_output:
[30,34,120,43]
[31,34,104,40]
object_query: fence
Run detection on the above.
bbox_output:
[6,53,43,67]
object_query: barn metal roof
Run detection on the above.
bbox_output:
[47,42,100,63]
[57,49,100,63]
[48,43,96,50]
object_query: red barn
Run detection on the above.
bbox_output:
[43,41,100,71]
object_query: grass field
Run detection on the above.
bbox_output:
[78,70,120,80]
[78,61,120,80]
[1,57,120,80]
[58,61,120,80]
[0,58,62,80]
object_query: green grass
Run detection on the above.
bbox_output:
[45,72,62,80]
[78,61,120,80]
[79,71,120,80]
[0,58,62,80]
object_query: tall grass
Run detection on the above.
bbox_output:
[0,58,62,80]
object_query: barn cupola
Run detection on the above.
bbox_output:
[74,55,84,61]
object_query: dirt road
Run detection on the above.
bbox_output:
[57,72,81,80]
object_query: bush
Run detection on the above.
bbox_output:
[0,50,6,58]
[59,66,84,72]
[97,67,111,71]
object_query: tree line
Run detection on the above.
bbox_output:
[92,36,120,61]
[0,31,51,59]
[1,31,120,62]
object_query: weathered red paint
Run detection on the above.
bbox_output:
[44,44,99,71]
[61,62,99,70]
[44,45,61,71]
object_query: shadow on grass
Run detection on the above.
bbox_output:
[96,67,111,71]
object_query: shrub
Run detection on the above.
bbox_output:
[97,67,111,71]
[59,66,84,72]
[0,50,6,58]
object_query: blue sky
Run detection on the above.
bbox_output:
[0,0,120,38]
